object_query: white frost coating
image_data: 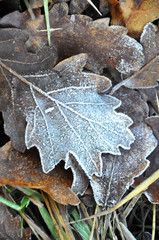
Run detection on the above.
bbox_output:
[140,22,157,44]
[24,81,135,178]
[70,14,75,23]
[117,59,133,74]
[91,123,157,206]
[116,34,145,74]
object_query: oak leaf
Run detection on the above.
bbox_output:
[111,23,159,93]
[134,116,159,204]
[0,17,58,75]
[90,88,157,206]
[0,3,145,74]
[0,141,80,205]
[108,0,159,39]
[50,3,145,74]
[0,53,134,182]
[124,23,159,89]
[69,0,88,14]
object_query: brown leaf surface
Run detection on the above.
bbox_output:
[139,85,159,115]
[0,3,145,74]
[123,23,159,89]
[0,10,58,75]
[99,0,109,16]
[134,116,159,204]
[29,0,53,9]
[90,88,157,206]
[0,142,80,205]
[50,3,145,74]
[108,0,159,39]
[69,0,88,14]
[0,203,31,240]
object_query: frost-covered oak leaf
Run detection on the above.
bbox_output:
[0,54,134,178]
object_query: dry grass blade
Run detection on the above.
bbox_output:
[80,202,93,227]
[42,192,75,240]
[156,90,159,112]
[24,0,35,19]
[152,204,156,240]
[122,193,142,219]
[69,169,159,223]
[119,222,136,240]
[89,204,98,240]
[102,213,112,240]
[87,0,102,16]
[41,192,65,240]
[19,211,51,240]
[109,220,118,239]
[114,212,125,240]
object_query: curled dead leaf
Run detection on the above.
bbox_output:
[108,0,159,39]
[0,142,80,205]
[124,23,159,89]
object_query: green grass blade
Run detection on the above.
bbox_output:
[70,209,94,240]
[38,205,60,239]
[0,196,23,211]
[43,0,51,46]
[16,187,43,201]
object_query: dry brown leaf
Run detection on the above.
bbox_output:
[29,0,53,9]
[50,3,145,74]
[69,0,88,14]
[0,3,145,74]
[90,88,157,206]
[0,202,31,239]
[0,141,80,205]
[0,11,58,75]
[133,116,159,204]
[99,0,109,16]
[139,85,159,115]
[111,23,159,93]
[108,0,159,39]
[124,23,159,89]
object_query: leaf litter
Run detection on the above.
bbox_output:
[0,2,159,237]
[0,2,145,74]
[0,53,134,178]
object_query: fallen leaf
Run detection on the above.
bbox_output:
[0,3,145,74]
[108,0,159,39]
[111,23,159,93]
[0,12,58,75]
[0,202,31,240]
[90,88,157,206]
[124,23,159,89]
[50,3,145,74]
[29,0,53,9]
[0,141,80,205]
[69,0,88,14]
[99,0,109,16]
[0,53,134,182]
[143,90,159,117]
[133,116,159,204]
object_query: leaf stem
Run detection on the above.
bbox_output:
[110,55,159,95]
